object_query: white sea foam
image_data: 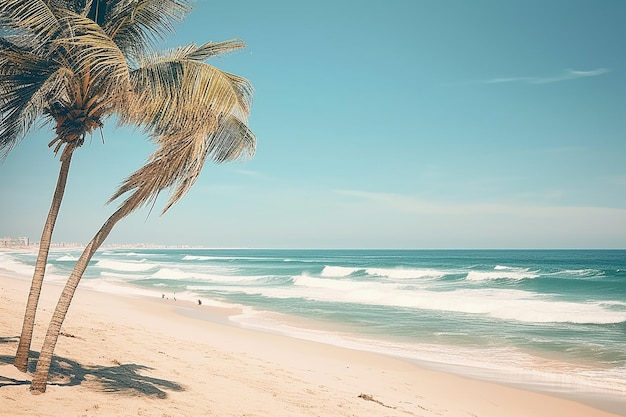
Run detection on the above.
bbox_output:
[599,300,626,308]
[183,255,223,261]
[0,253,34,277]
[366,267,447,280]
[151,267,261,283]
[100,271,135,279]
[260,276,626,324]
[466,267,539,281]
[151,267,194,280]
[56,254,77,261]
[295,275,399,292]
[321,266,360,277]
[123,252,164,257]
[182,254,277,261]
[94,259,156,272]
[556,269,604,278]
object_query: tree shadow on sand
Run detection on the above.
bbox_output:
[0,347,184,398]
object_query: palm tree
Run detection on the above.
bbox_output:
[1,0,125,372]
[1,0,256,384]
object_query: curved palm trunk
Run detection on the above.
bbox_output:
[30,199,135,393]
[14,151,74,373]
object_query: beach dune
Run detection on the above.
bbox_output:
[0,274,621,417]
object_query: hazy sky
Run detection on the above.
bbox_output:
[1,0,625,249]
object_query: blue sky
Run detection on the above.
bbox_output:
[1,0,625,249]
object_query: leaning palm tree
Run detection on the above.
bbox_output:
[1,0,255,382]
[32,111,255,392]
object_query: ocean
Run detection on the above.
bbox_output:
[1,248,625,412]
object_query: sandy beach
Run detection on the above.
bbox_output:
[0,273,622,417]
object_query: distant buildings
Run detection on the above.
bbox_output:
[0,236,30,247]
[0,237,163,249]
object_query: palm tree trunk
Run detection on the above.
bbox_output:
[30,198,135,393]
[14,151,74,373]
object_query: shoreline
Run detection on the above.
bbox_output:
[219,309,626,416]
[1,273,623,416]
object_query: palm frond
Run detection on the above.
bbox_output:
[162,114,255,213]
[123,46,253,138]
[53,10,130,93]
[205,114,256,163]
[0,0,62,46]
[0,40,59,158]
[105,0,191,60]
[184,39,247,62]
[113,43,255,212]
[109,113,255,215]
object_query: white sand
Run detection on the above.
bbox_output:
[0,274,622,417]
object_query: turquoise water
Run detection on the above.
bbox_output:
[2,249,625,409]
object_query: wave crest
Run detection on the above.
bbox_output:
[95,259,156,272]
[321,266,360,277]
[466,267,538,281]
